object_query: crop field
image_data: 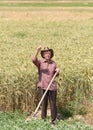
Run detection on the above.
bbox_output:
[0,0,93,129]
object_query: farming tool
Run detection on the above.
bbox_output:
[32,71,58,118]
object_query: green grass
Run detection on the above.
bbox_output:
[0,2,93,7]
[0,112,93,130]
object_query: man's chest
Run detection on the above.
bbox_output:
[40,62,56,72]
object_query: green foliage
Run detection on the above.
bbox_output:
[0,112,93,130]
[0,2,93,7]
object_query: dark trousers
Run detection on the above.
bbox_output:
[40,89,57,122]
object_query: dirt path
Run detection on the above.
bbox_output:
[0,8,93,21]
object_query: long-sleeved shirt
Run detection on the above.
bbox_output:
[32,57,59,90]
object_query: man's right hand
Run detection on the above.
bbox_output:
[37,46,41,53]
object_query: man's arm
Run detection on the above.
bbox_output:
[32,46,41,67]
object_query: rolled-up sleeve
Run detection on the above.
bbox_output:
[55,64,60,77]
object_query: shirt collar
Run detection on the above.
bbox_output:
[42,59,53,63]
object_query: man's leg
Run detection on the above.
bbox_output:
[49,90,57,123]
[41,89,48,119]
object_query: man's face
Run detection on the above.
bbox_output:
[43,51,51,60]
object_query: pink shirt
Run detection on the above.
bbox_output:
[32,57,59,90]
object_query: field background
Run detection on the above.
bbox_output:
[0,0,93,127]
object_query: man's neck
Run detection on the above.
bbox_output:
[44,59,51,62]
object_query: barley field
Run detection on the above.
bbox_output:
[0,0,93,124]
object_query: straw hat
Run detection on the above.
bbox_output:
[41,47,54,58]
